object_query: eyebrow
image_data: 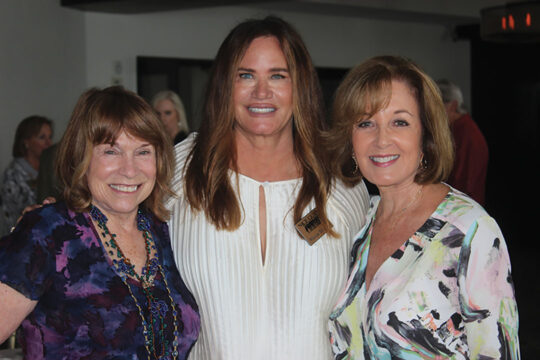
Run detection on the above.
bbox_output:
[394,109,414,116]
[237,67,289,73]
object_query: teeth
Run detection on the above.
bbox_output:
[370,155,399,163]
[248,107,275,113]
[110,184,138,192]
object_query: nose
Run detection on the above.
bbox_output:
[252,79,272,99]
[119,155,138,178]
[375,127,391,148]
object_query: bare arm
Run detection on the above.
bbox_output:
[0,282,37,343]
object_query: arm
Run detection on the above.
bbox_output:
[457,216,520,359]
[0,282,37,342]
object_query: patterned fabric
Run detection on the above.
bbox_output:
[329,187,520,360]
[0,158,38,234]
[0,202,200,360]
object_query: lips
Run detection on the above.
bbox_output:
[248,106,276,114]
[109,184,139,193]
[369,155,400,167]
[370,155,399,163]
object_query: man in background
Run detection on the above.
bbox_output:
[437,79,489,205]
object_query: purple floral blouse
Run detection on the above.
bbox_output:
[0,202,200,359]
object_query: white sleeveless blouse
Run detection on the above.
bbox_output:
[167,135,369,359]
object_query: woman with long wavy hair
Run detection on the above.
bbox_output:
[167,16,369,359]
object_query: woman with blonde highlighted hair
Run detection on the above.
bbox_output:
[167,16,369,359]
[327,56,519,359]
[152,90,190,144]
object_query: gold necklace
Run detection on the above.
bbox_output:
[381,185,424,231]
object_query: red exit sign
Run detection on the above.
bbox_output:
[481,1,540,42]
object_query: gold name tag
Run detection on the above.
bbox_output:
[295,208,326,246]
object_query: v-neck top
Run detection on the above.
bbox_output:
[167,135,370,359]
[329,187,520,359]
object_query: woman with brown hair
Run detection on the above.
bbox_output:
[327,56,519,359]
[0,86,200,359]
[167,16,369,359]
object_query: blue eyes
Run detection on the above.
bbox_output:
[238,73,287,80]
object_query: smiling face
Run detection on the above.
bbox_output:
[25,124,52,160]
[232,36,293,140]
[154,99,180,139]
[87,130,156,220]
[352,80,423,190]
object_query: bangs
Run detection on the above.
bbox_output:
[344,71,392,124]
[354,78,392,122]
[88,97,163,147]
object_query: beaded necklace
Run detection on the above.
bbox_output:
[90,205,180,360]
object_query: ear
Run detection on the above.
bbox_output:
[448,100,459,114]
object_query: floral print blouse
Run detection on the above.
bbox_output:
[0,202,200,360]
[0,158,38,235]
[329,187,520,359]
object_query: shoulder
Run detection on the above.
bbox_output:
[3,159,23,178]
[173,132,197,170]
[167,133,197,209]
[436,186,494,235]
[327,179,371,229]
[17,201,78,233]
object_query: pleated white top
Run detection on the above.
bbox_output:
[167,135,370,359]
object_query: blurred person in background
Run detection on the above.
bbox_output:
[0,115,52,234]
[152,90,190,145]
[437,79,488,205]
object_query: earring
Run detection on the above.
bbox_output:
[419,154,428,170]
[352,153,359,174]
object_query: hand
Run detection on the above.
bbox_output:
[11,197,57,232]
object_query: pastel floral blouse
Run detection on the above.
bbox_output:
[329,187,519,359]
[0,202,200,360]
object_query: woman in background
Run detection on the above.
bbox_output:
[327,56,519,359]
[152,90,190,144]
[0,86,199,359]
[0,115,52,232]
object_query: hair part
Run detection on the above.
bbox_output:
[13,115,53,158]
[151,90,190,133]
[328,55,454,186]
[184,15,336,237]
[56,86,175,221]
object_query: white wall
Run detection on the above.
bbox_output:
[0,0,86,174]
[0,3,470,174]
[84,7,470,95]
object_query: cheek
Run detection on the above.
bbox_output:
[351,131,369,156]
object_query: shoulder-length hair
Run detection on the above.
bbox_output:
[56,86,175,221]
[13,115,53,158]
[328,55,454,186]
[184,15,336,236]
[151,90,190,134]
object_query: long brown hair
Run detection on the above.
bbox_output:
[56,86,175,221]
[184,16,336,236]
[328,55,454,186]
